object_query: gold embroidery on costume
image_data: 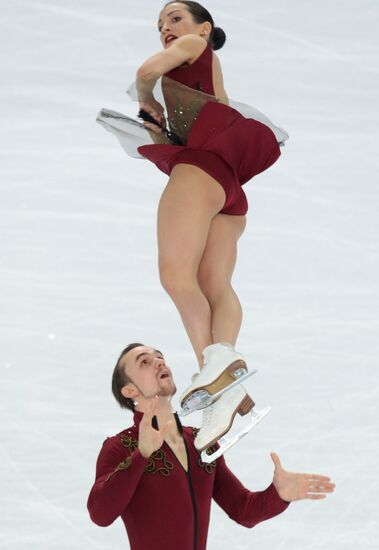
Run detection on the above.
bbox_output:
[145,449,174,477]
[199,447,217,474]
[106,456,132,482]
[192,427,200,438]
[192,428,217,474]
[105,434,139,482]
[120,434,138,452]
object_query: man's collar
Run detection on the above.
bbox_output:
[133,410,183,434]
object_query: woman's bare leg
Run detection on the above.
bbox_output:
[157,163,226,366]
[198,213,246,346]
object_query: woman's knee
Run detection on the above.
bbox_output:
[198,273,232,304]
[159,261,196,298]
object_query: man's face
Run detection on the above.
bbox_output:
[121,345,177,402]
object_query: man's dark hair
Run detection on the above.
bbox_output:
[164,1,226,50]
[112,343,144,412]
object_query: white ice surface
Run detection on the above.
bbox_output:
[1,1,378,549]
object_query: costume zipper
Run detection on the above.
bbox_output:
[158,415,198,550]
[184,440,198,550]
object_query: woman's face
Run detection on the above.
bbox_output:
[158,3,210,48]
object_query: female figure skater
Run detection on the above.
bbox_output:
[98,1,288,454]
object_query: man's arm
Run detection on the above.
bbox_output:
[213,455,289,528]
[87,402,173,527]
[270,452,335,502]
[213,452,335,528]
[87,436,148,527]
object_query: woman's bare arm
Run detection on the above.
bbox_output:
[136,35,207,101]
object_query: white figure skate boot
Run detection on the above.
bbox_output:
[195,385,271,463]
[179,343,255,416]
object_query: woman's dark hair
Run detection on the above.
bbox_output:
[164,1,226,50]
[112,343,144,412]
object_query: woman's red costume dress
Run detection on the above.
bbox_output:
[138,44,281,215]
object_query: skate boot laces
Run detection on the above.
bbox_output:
[202,403,214,427]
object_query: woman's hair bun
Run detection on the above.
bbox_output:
[211,26,226,50]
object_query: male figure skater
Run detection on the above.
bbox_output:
[87,343,335,550]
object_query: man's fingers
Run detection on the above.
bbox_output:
[140,397,159,424]
[140,412,151,426]
[307,482,335,492]
[151,396,159,412]
[304,481,335,500]
[306,494,327,500]
[270,452,282,470]
[306,474,332,482]
[140,405,153,424]
[161,420,173,438]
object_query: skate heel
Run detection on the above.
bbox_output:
[238,395,255,416]
[215,359,248,391]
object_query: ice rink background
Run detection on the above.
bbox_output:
[1,0,378,548]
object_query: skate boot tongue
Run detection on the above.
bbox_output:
[202,342,235,364]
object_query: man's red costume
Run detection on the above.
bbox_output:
[88,412,289,549]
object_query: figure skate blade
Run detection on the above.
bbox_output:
[200,406,271,463]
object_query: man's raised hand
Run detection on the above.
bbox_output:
[138,397,172,459]
[271,452,335,502]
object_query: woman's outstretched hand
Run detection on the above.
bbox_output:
[138,397,172,459]
[271,452,335,502]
